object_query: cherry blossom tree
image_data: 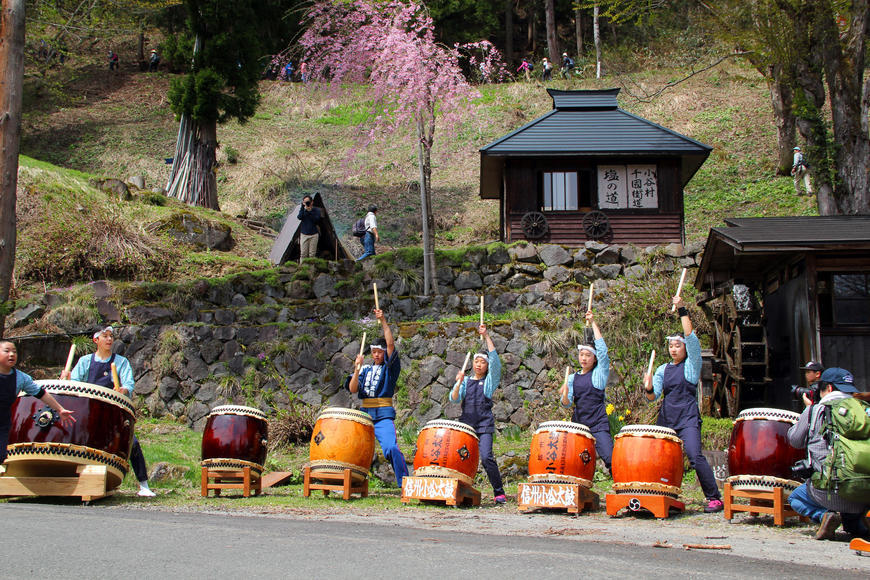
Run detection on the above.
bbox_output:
[300,0,506,295]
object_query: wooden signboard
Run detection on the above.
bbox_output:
[517,482,599,514]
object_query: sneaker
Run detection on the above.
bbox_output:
[704,499,724,513]
[494,494,507,504]
[137,486,156,497]
[815,512,841,540]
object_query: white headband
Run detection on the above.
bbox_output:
[666,335,686,344]
[93,326,114,339]
[577,345,597,356]
[473,353,488,361]
[370,344,385,351]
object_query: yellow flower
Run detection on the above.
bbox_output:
[625,409,631,416]
[618,415,624,421]
[606,403,615,416]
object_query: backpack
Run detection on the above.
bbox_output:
[352,217,367,237]
[811,395,870,503]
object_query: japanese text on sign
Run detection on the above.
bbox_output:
[597,165,658,209]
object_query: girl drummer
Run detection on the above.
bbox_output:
[450,324,507,504]
[0,340,76,463]
[642,296,723,513]
[560,310,613,471]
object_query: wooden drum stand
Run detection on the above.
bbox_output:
[303,464,369,500]
[605,482,685,519]
[518,475,598,515]
[722,476,807,526]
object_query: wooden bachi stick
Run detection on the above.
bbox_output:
[585,283,593,326]
[480,295,485,325]
[358,332,367,357]
[461,352,471,374]
[671,268,687,312]
[564,365,571,384]
[647,350,656,377]
[64,344,76,374]
[110,363,122,393]
[373,282,379,310]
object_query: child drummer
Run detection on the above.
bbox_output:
[61,327,155,497]
[559,310,613,472]
[0,340,75,464]
[450,324,507,504]
[348,309,409,486]
[642,296,723,513]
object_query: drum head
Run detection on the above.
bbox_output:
[34,379,135,416]
[316,407,374,427]
[735,407,801,424]
[615,424,682,445]
[208,405,268,421]
[419,419,478,440]
[534,421,593,438]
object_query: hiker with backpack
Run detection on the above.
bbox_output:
[354,205,379,261]
[787,367,870,541]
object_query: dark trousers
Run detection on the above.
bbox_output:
[0,427,8,464]
[675,424,720,500]
[591,429,613,471]
[130,436,148,483]
[479,432,504,496]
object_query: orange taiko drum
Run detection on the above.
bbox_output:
[726,407,803,496]
[413,420,479,485]
[308,407,375,482]
[611,425,684,498]
[527,421,596,487]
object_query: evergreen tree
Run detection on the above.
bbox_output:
[165,0,266,210]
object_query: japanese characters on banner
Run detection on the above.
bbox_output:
[597,165,658,209]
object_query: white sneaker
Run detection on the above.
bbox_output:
[137,486,156,497]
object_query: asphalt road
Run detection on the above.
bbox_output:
[2,503,868,579]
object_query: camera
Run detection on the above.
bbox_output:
[791,457,813,481]
[790,383,820,404]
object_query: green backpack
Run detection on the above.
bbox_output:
[811,396,870,503]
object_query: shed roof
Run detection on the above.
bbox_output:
[695,216,870,288]
[479,89,712,198]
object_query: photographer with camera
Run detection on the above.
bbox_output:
[792,360,823,403]
[787,367,870,540]
[297,195,322,261]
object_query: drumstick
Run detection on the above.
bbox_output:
[110,362,122,393]
[373,282,379,310]
[671,268,687,312]
[646,350,656,377]
[64,344,76,373]
[479,295,484,325]
[585,283,593,326]
[358,332,367,357]
[461,352,471,374]
[564,365,571,384]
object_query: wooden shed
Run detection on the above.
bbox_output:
[695,216,870,416]
[269,193,352,264]
[479,88,711,246]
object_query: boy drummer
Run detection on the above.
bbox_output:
[347,309,409,486]
[61,327,155,497]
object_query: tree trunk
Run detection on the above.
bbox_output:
[544,0,559,64]
[416,119,437,296]
[505,0,514,66]
[575,8,583,57]
[765,64,796,176]
[138,20,146,64]
[165,115,220,210]
[528,4,536,55]
[0,0,25,337]
[593,3,601,78]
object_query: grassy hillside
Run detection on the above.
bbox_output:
[18,59,819,285]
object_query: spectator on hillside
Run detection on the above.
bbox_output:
[792,146,813,196]
[356,205,379,261]
[300,61,309,83]
[297,194,322,261]
[541,58,553,81]
[148,49,160,72]
[283,61,294,82]
[560,52,575,78]
[517,58,533,82]
[108,50,120,71]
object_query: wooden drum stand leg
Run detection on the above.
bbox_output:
[722,482,808,526]
[605,493,684,519]
[201,466,262,498]
[303,466,368,500]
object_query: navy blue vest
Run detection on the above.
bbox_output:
[0,369,17,431]
[87,354,116,388]
[656,361,700,430]
[571,371,609,432]
[459,378,494,434]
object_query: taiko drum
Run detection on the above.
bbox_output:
[6,380,136,489]
[728,408,803,480]
[413,420,479,485]
[308,407,375,482]
[201,405,269,474]
[611,425,684,495]
[527,421,597,485]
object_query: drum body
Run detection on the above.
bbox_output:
[527,421,596,485]
[413,419,479,485]
[5,380,136,489]
[726,407,803,494]
[308,407,375,482]
[201,405,269,474]
[611,425,684,497]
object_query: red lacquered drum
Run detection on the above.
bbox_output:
[5,380,136,489]
[413,420,479,485]
[527,421,596,486]
[201,405,269,476]
[726,407,803,495]
[309,407,375,482]
[611,425,684,498]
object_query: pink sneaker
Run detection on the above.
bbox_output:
[494,494,507,504]
[704,499,724,513]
